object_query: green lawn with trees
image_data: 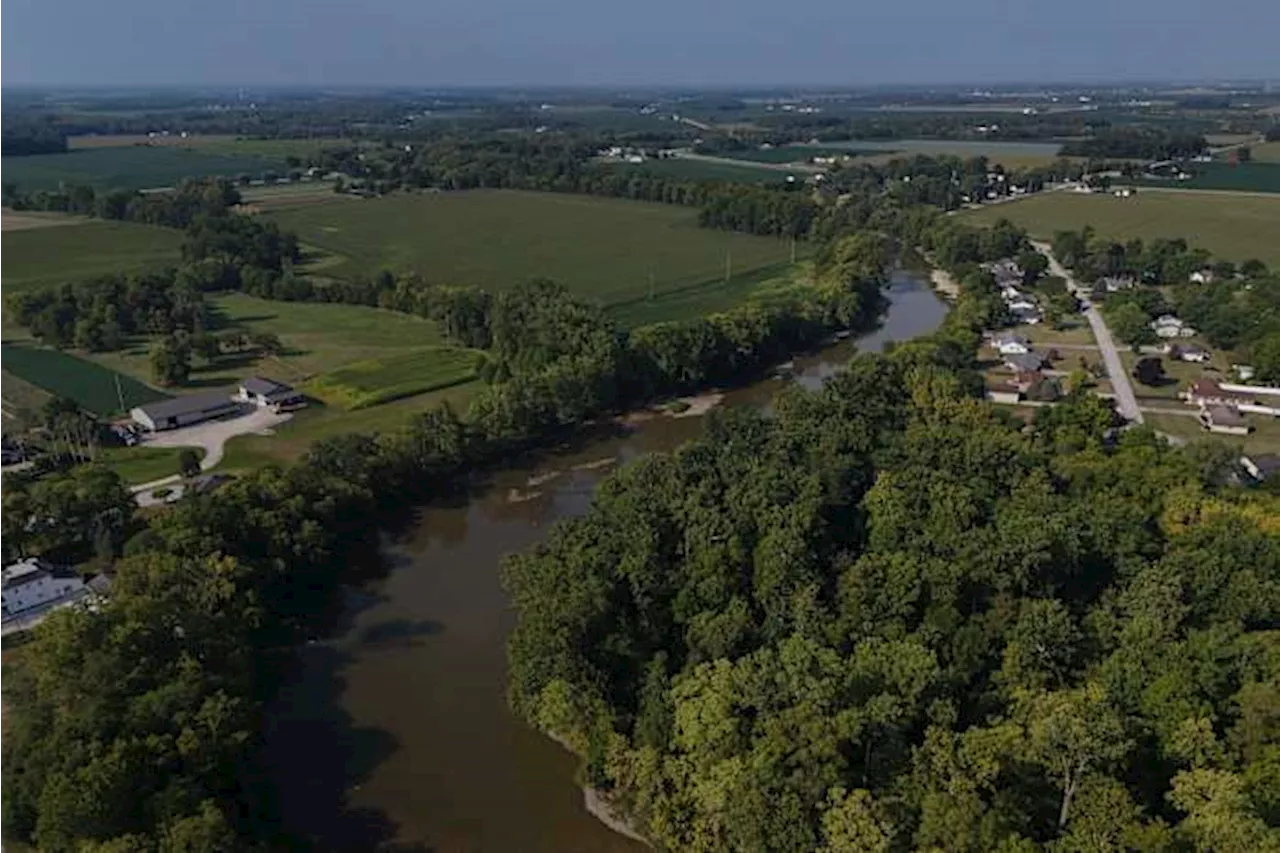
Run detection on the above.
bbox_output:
[962,190,1280,267]
[265,190,800,307]
[1,218,184,293]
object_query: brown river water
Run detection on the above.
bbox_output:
[262,270,948,852]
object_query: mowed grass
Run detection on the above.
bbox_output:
[94,446,198,485]
[265,190,799,306]
[961,190,1280,267]
[1245,142,1280,163]
[2,219,184,293]
[0,344,168,416]
[1,146,286,191]
[1145,412,1280,456]
[86,292,451,390]
[1133,162,1280,194]
[305,347,481,410]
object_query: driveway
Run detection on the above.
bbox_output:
[1033,241,1144,425]
[130,407,293,504]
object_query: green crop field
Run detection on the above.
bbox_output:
[0,344,169,415]
[718,145,880,164]
[266,190,799,306]
[961,190,1280,266]
[2,219,184,292]
[605,158,802,185]
[1133,162,1280,194]
[1246,142,1280,163]
[1,146,289,191]
[305,347,481,409]
[803,139,1066,169]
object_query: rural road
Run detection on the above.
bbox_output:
[1033,241,1144,425]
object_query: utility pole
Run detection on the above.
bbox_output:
[114,373,126,414]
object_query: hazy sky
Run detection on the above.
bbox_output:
[4,0,1278,87]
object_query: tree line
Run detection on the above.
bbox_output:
[503,312,1280,851]
[1059,128,1208,161]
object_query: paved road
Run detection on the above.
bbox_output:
[1033,241,1144,425]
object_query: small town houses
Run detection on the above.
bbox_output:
[1151,314,1197,339]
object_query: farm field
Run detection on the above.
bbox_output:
[1132,162,1280,194]
[802,138,1066,168]
[85,292,452,391]
[266,190,800,306]
[717,145,882,164]
[1244,142,1280,163]
[605,158,802,185]
[2,218,184,293]
[0,344,168,416]
[2,146,287,191]
[961,190,1280,267]
[305,347,481,409]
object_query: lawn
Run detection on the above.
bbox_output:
[1,146,288,191]
[218,380,482,470]
[0,344,169,416]
[2,370,53,433]
[961,190,1280,267]
[305,347,481,409]
[94,445,199,485]
[1145,412,1280,456]
[265,190,800,307]
[87,292,451,390]
[1120,349,1232,404]
[2,218,184,293]
[1244,142,1280,164]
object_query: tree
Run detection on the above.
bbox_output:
[150,336,191,386]
[177,449,202,479]
[1108,302,1157,350]
[1133,356,1166,386]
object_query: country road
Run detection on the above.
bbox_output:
[1032,241,1144,424]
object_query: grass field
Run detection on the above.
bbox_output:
[606,158,802,185]
[1145,412,1280,456]
[1245,142,1280,164]
[718,145,881,164]
[961,190,1280,267]
[94,446,198,485]
[2,370,53,433]
[84,292,451,392]
[305,347,481,409]
[265,190,800,305]
[1,146,286,191]
[0,344,168,416]
[2,218,184,292]
[804,139,1066,169]
[1132,162,1280,194]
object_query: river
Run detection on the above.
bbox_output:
[262,269,948,852]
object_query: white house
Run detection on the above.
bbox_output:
[1152,315,1196,339]
[3,559,88,619]
[994,333,1030,355]
[235,377,305,411]
[1008,297,1038,312]
[1189,269,1216,284]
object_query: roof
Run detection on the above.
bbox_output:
[1243,454,1280,477]
[132,391,240,422]
[1188,379,1252,403]
[1204,405,1247,427]
[240,376,293,396]
[1004,351,1045,372]
[4,559,49,589]
[995,332,1028,345]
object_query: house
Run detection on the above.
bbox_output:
[994,333,1030,355]
[986,382,1023,405]
[1008,297,1038,312]
[1012,370,1045,393]
[131,391,244,433]
[1152,315,1196,339]
[1004,350,1045,373]
[1183,379,1254,407]
[1171,344,1212,364]
[1241,454,1280,483]
[1234,365,1257,381]
[1198,405,1251,436]
[1100,275,1136,292]
[1011,306,1043,325]
[1189,269,1216,284]
[3,559,89,619]
[236,377,305,411]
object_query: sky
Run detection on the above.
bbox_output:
[4,0,1279,87]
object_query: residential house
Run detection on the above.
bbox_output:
[3,559,89,619]
[1183,379,1255,407]
[1004,351,1046,373]
[131,391,245,433]
[1008,296,1038,313]
[993,333,1030,355]
[1100,275,1136,292]
[1241,454,1280,483]
[1189,269,1217,284]
[1011,306,1043,325]
[986,382,1023,405]
[1198,405,1251,436]
[236,377,305,411]
[1234,365,1257,381]
[1169,344,1212,364]
[1152,315,1197,339]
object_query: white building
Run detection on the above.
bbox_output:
[994,333,1031,355]
[235,377,305,411]
[1152,315,1196,339]
[3,559,88,618]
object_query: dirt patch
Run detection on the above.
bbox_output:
[2,209,84,231]
[929,267,961,298]
[671,391,724,418]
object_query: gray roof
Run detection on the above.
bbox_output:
[240,376,293,396]
[132,390,240,422]
[1004,351,1045,372]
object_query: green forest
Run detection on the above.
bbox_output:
[505,349,1280,851]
